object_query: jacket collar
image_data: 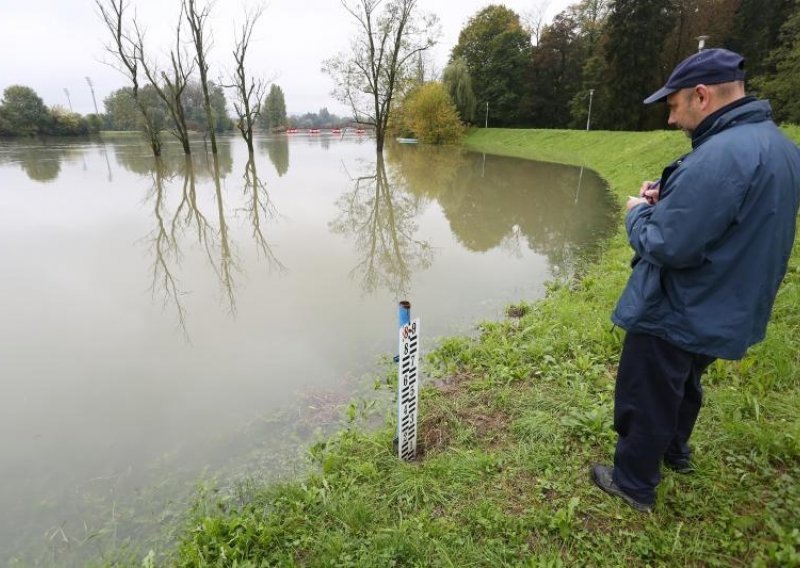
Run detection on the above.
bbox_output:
[691,97,771,148]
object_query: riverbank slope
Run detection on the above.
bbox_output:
[174,128,800,566]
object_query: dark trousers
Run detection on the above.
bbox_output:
[612,332,715,504]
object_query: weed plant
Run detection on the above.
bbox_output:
[172,128,800,567]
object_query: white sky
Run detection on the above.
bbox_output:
[0,0,574,116]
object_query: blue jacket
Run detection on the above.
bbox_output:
[612,99,800,359]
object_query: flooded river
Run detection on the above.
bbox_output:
[0,133,616,564]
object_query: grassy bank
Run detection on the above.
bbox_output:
[171,129,800,567]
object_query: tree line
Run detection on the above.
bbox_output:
[0,85,102,136]
[325,0,800,154]
[5,0,798,144]
[449,0,800,130]
[0,79,347,138]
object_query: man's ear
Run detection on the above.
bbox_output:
[694,84,710,109]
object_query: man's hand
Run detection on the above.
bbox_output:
[639,179,661,204]
[626,196,649,211]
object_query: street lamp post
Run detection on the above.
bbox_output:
[85,77,100,115]
[485,101,489,129]
[586,89,595,131]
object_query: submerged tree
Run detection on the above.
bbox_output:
[323,0,440,153]
[184,0,218,154]
[226,7,266,153]
[96,0,163,155]
[134,8,195,154]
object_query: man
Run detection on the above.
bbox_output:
[591,48,800,512]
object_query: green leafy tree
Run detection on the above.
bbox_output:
[395,82,463,144]
[49,106,90,135]
[601,0,676,130]
[565,0,612,129]
[104,86,169,131]
[182,81,232,132]
[521,10,586,127]
[661,0,738,72]
[727,0,795,79]
[0,85,51,135]
[263,84,287,130]
[442,57,476,123]
[450,5,531,127]
[103,88,140,130]
[753,0,800,123]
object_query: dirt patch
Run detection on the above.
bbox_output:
[417,373,513,458]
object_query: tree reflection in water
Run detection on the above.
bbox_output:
[0,139,86,182]
[331,154,433,297]
[145,159,190,335]
[260,135,289,177]
[386,144,618,282]
[140,146,281,334]
[242,153,284,271]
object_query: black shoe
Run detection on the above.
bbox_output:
[590,464,652,513]
[664,459,695,474]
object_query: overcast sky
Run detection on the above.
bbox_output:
[0,0,575,116]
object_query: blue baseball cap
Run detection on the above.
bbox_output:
[643,48,746,104]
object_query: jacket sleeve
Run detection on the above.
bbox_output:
[625,153,749,269]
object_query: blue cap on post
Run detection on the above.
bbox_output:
[643,48,746,104]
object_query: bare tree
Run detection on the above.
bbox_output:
[134,10,195,154]
[323,0,440,154]
[184,0,218,154]
[95,0,163,156]
[523,0,552,46]
[224,7,267,154]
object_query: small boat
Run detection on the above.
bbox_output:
[396,137,418,144]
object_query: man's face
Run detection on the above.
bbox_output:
[667,88,703,137]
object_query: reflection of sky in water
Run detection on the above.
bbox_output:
[0,135,616,563]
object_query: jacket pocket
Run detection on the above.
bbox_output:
[615,261,669,326]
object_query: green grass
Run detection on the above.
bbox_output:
[168,127,800,567]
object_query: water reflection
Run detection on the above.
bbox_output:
[242,153,284,270]
[0,139,84,182]
[387,144,616,281]
[139,148,281,332]
[260,135,289,177]
[145,159,190,331]
[331,154,433,297]
[114,136,233,179]
[0,136,619,565]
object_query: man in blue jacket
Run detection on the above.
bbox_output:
[591,48,800,512]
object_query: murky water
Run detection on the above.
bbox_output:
[0,133,616,564]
